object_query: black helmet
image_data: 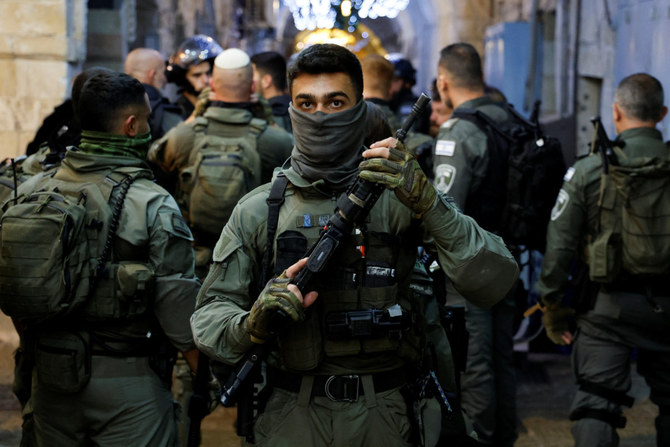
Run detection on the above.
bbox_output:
[166,35,223,88]
[393,58,416,86]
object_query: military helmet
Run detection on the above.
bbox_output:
[393,58,416,86]
[166,35,223,87]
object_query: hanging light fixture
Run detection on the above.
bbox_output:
[283,0,410,31]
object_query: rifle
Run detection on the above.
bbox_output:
[220,94,431,438]
[589,116,619,174]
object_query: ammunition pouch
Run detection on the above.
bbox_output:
[325,304,408,340]
[34,330,91,394]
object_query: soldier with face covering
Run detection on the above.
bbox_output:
[190,43,519,446]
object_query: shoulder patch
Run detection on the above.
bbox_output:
[160,211,194,241]
[435,164,457,194]
[435,140,456,157]
[550,189,570,221]
[563,167,575,182]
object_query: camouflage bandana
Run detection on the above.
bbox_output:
[79,130,152,160]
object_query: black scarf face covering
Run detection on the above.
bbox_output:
[289,100,368,190]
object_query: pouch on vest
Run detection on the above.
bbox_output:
[0,188,101,324]
[34,330,91,394]
[589,160,670,281]
[179,117,263,239]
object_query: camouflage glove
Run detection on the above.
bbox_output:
[359,141,437,218]
[541,301,575,346]
[246,271,305,343]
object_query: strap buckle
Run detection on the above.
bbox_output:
[324,374,360,402]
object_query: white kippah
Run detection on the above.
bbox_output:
[214,48,250,69]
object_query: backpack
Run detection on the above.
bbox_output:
[450,102,566,252]
[0,167,146,325]
[178,116,264,239]
[589,158,670,282]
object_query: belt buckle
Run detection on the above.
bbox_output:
[324,374,360,402]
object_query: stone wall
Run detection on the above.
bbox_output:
[0,0,75,160]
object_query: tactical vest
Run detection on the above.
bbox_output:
[0,164,154,325]
[262,177,420,371]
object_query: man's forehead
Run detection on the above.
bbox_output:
[292,72,353,94]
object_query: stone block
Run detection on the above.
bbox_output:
[0,60,17,97]
[8,97,46,132]
[14,60,67,99]
[0,35,13,55]
[0,131,21,160]
[14,35,68,59]
[0,1,66,36]
[0,98,16,131]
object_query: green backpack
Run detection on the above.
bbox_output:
[0,167,146,324]
[589,158,670,282]
[178,117,264,239]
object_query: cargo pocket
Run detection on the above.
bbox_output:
[35,330,91,394]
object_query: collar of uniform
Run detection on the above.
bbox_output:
[281,165,337,197]
[617,126,663,143]
[62,148,148,174]
[202,106,253,125]
[456,95,496,111]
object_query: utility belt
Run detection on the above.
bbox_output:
[601,275,668,297]
[89,337,154,357]
[269,367,407,403]
[325,304,408,340]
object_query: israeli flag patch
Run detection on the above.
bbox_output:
[435,140,456,157]
[563,167,575,182]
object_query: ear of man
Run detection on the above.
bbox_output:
[123,114,140,137]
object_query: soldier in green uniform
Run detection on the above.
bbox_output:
[149,47,294,275]
[251,51,293,133]
[432,43,518,447]
[3,71,200,446]
[190,43,519,447]
[537,73,670,447]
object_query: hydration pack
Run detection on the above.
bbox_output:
[451,102,566,251]
[0,167,148,324]
[589,157,670,282]
[178,117,264,239]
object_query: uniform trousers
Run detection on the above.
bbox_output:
[571,292,670,447]
[32,355,178,447]
[253,374,412,447]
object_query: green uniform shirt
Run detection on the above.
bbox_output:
[433,96,508,209]
[191,166,519,373]
[537,127,669,305]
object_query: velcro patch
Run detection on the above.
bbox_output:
[435,140,456,157]
[296,214,330,228]
[564,167,575,182]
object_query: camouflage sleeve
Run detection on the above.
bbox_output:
[125,182,200,352]
[190,194,267,364]
[421,192,519,309]
[536,165,587,305]
[147,121,196,174]
[432,123,488,210]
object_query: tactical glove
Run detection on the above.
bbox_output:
[541,301,575,346]
[359,141,437,218]
[246,271,305,344]
[193,87,211,118]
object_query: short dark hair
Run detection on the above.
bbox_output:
[251,51,288,92]
[438,43,484,90]
[71,67,114,119]
[78,71,147,133]
[614,73,665,122]
[287,44,363,102]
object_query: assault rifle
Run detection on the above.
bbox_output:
[590,116,619,173]
[220,94,431,438]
